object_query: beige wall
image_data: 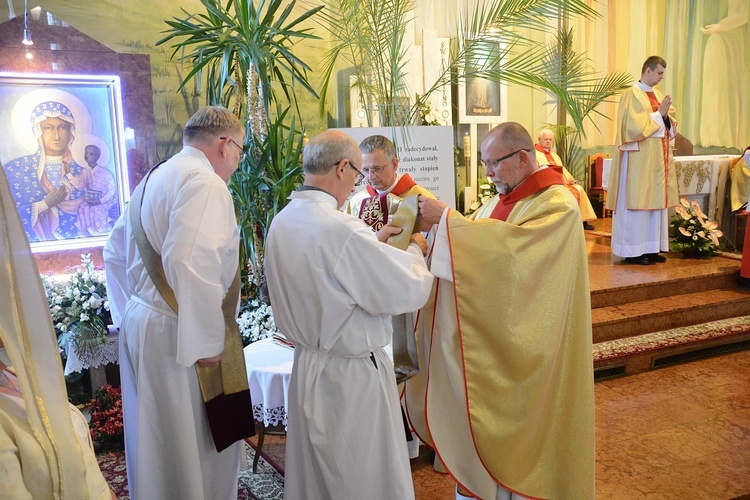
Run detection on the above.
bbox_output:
[3,1,742,160]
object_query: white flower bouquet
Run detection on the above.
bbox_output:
[42,253,112,355]
[237,298,280,346]
[468,181,498,214]
[669,198,724,258]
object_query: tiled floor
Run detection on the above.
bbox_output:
[251,218,750,499]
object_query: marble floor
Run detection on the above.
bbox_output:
[256,349,750,500]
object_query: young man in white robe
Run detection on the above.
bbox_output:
[104,106,246,500]
[265,129,434,500]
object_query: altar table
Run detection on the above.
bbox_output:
[243,337,294,472]
[674,155,735,227]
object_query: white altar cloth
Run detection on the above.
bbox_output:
[243,337,293,428]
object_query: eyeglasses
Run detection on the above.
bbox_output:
[220,136,247,163]
[481,148,530,169]
[335,159,365,186]
[362,165,389,176]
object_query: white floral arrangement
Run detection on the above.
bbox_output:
[237,298,280,346]
[669,198,724,258]
[41,253,112,354]
[417,95,449,126]
[468,181,498,214]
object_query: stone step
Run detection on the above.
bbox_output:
[592,286,750,343]
[591,267,740,309]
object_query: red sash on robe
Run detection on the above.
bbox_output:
[365,173,418,197]
[646,91,670,172]
[534,144,560,167]
[533,145,580,204]
[489,167,565,221]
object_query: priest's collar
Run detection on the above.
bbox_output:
[297,185,334,197]
[636,81,653,92]
[373,174,400,195]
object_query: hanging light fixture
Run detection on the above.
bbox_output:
[22,0,33,46]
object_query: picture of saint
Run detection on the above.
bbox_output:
[461,39,505,122]
[4,101,88,241]
[0,84,121,244]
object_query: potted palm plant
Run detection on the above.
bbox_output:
[317,0,611,131]
[157,0,322,301]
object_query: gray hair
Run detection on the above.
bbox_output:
[303,131,360,175]
[359,135,397,162]
[183,106,243,145]
[538,128,555,140]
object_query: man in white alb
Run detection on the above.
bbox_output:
[104,106,247,499]
[265,129,434,500]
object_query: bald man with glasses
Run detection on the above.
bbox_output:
[406,122,595,500]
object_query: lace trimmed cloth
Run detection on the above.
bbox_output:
[60,326,119,376]
[243,337,293,429]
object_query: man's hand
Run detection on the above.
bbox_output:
[44,186,68,207]
[410,232,428,255]
[658,95,672,117]
[376,218,403,242]
[417,196,448,230]
[197,353,223,367]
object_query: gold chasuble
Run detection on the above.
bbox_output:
[606,85,679,211]
[534,146,582,204]
[730,147,750,213]
[405,170,595,499]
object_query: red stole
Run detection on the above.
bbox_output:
[534,144,560,166]
[365,173,418,197]
[646,91,670,171]
[489,167,565,221]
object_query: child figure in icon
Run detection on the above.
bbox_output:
[77,144,118,236]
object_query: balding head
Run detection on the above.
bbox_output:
[484,122,535,153]
[302,130,364,208]
[481,122,537,194]
[303,130,360,175]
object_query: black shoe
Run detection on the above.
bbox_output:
[624,256,652,265]
[583,222,595,230]
[645,253,667,263]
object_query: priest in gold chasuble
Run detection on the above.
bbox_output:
[405,123,595,500]
[606,56,679,266]
[534,128,597,229]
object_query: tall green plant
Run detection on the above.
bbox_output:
[231,106,305,300]
[317,0,603,132]
[158,0,322,119]
[536,27,632,178]
[316,0,415,127]
[157,0,322,300]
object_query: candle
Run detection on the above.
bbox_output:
[463,134,471,156]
